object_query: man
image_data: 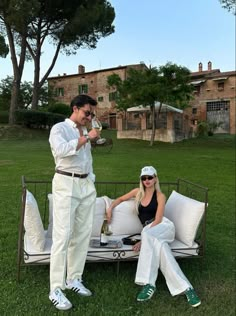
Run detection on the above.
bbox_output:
[48,94,99,310]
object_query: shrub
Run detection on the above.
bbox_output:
[0,111,9,123]
[196,121,208,137]
[101,122,109,129]
[196,120,223,137]
[208,121,223,136]
[46,112,66,128]
[15,109,65,129]
[47,102,70,116]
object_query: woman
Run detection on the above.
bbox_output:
[106,166,201,307]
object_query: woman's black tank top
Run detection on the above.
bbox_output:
[138,190,157,225]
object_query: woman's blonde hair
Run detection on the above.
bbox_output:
[135,175,161,213]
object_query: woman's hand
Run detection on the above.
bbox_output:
[150,221,159,228]
[106,207,112,223]
[132,241,141,252]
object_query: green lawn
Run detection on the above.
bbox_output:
[0,127,235,315]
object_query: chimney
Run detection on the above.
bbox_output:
[198,62,203,72]
[78,65,85,74]
[208,61,212,71]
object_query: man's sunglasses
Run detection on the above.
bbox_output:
[141,176,154,181]
[80,109,95,118]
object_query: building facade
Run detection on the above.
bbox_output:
[188,62,235,134]
[47,63,146,129]
[48,61,235,135]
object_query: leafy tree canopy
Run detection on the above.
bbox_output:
[0,0,115,122]
[219,0,236,14]
[0,76,48,110]
[107,63,194,146]
[107,63,193,111]
[0,0,115,56]
[0,35,9,57]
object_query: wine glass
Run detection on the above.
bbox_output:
[91,115,106,144]
[91,115,103,132]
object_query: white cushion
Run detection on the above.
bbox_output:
[24,190,45,251]
[46,194,53,238]
[46,194,106,238]
[110,199,143,235]
[91,197,106,237]
[164,190,205,247]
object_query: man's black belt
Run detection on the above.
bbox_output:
[55,169,88,178]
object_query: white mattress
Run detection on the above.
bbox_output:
[24,232,200,264]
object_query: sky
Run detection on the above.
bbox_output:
[0,0,235,82]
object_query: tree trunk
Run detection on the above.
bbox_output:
[31,86,39,110]
[6,26,26,124]
[30,36,62,109]
[149,102,163,146]
[150,105,156,146]
[9,78,21,124]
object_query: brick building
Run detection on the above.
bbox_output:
[188,61,235,134]
[48,61,235,135]
[47,63,146,129]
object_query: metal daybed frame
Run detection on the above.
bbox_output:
[17,176,208,281]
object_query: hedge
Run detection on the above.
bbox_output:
[15,109,66,129]
[0,111,9,124]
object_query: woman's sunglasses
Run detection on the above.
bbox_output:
[141,176,154,181]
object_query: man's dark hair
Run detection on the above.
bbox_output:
[70,94,97,110]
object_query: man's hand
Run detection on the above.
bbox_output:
[88,128,100,140]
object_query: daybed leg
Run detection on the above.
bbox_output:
[116,261,120,276]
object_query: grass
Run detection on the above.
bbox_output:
[0,126,235,315]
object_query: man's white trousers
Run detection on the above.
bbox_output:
[50,173,96,292]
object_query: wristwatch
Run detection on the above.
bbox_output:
[84,134,90,142]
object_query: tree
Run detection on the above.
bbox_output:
[0,76,12,110]
[0,0,35,123]
[0,0,115,124]
[0,34,8,57]
[107,63,193,146]
[0,76,48,110]
[219,0,236,14]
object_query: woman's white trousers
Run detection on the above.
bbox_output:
[135,217,192,296]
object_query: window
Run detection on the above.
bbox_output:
[192,108,197,115]
[191,119,198,125]
[153,112,167,129]
[217,82,224,91]
[78,84,88,94]
[98,96,104,102]
[55,87,64,97]
[109,91,117,101]
[207,101,229,111]
[193,85,201,95]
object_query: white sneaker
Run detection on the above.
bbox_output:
[49,288,72,310]
[66,279,92,296]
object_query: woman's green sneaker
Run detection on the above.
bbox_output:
[137,284,156,302]
[185,288,201,307]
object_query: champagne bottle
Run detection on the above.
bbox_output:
[100,217,109,246]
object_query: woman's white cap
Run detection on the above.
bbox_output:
[140,166,157,177]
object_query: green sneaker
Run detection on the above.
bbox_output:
[185,288,201,307]
[137,284,156,302]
